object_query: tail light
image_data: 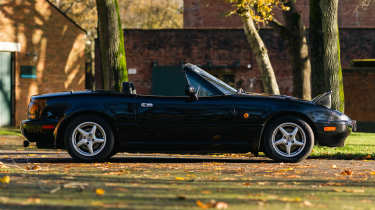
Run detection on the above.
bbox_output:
[27,99,46,120]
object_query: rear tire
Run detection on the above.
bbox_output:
[263,116,314,163]
[65,115,115,162]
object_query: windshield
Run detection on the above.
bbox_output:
[190,65,238,95]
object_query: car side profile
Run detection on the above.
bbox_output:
[21,63,356,162]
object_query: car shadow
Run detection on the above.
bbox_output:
[0,156,274,164]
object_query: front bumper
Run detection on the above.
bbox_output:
[21,119,58,148]
[315,120,356,147]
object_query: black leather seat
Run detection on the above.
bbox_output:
[122,82,136,95]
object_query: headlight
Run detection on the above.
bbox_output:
[27,99,46,120]
[332,110,350,121]
[310,110,350,122]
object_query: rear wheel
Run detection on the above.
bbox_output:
[65,115,115,162]
[263,116,314,163]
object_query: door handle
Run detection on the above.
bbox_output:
[141,103,154,108]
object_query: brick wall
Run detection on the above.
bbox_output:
[184,0,375,29]
[95,28,375,122]
[117,29,292,95]
[0,0,86,125]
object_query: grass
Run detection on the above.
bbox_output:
[311,132,375,159]
[0,127,21,136]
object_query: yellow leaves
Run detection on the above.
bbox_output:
[0,176,10,184]
[96,188,105,196]
[370,171,375,175]
[227,0,288,23]
[175,177,185,181]
[196,200,228,209]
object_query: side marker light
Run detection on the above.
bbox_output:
[324,127,336,132]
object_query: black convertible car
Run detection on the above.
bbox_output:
[21,64,355,162]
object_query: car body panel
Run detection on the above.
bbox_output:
[21,64,355,156]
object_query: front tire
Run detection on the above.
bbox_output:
[263,116,314,163]
[65,115,115,162]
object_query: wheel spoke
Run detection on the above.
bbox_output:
[94,138,105,143]
[77,128,89,136]
[76,139,87,147]
[291,127,299,137]
[279,127,289,137]
[87,141,94,154]
[91,125,97,136]
[293,140,304,146]
[274,138,286,146]
[286,142,292,155]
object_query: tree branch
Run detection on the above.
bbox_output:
[269,18,290,38]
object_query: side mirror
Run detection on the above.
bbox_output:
[185,85,198,101]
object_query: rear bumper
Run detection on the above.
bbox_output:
[21,119,58,148]
[315,120,356,147]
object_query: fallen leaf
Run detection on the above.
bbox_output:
[0,176,10,184]
[0,162,8,169]
[331,165,337,169]
[304,200,313,206]
[370,171,375,175]
[213,201,228,209]
[175,177,185,181]
[340,169,353,176]
[363,154,372,160]
[196,200,209,209]
[96,188,105,196]
[333,188,364,193]
[201,190,212,194]
[26,197,40,204]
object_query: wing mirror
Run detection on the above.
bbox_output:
[185,85,198,101]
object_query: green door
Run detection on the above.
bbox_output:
[0,52,12,127]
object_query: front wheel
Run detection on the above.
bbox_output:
[263,116,314,163]
[65,115,115,162]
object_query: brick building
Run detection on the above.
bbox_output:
[184,0,375,29]
[0,0,86,126]
[95,0,375,129]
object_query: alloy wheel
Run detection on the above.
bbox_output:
[71,122,107,157]
[271,122,306,158]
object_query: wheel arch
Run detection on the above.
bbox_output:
[258,111,317,152]
[55,111,117,149]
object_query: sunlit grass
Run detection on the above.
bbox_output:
[311,132,375,159]
[0,127,21,136]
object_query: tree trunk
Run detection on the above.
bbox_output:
[241,15,280,95]
[310,0,344,112]
[96,0,128,91]
[310,0,326,98]
[283,1,311,100]
[320,0,345,112]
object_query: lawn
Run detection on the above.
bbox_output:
[0,129,375,209]
[0,127,21,136]
[311,132,375,159]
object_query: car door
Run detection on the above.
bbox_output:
[130,95,234,150]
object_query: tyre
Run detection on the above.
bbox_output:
[65,115,115,162]
[263,116,314,163]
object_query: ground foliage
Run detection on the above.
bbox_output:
[0,133,375,209]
